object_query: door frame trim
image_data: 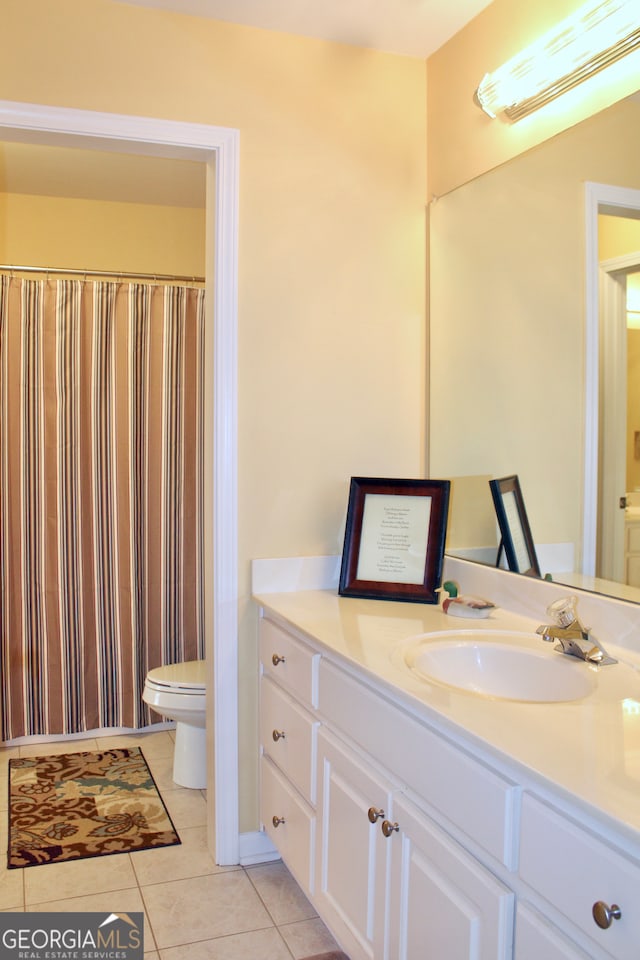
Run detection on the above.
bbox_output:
[0,99,240,864]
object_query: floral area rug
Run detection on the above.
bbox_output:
[7,747,180,868]
[304,954,350,960]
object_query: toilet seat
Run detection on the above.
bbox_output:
[142,659,207,789]
[143,660,206,717]
[145,660,206,695]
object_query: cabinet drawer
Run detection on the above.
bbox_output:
[318,659,519,868]
[260,675,319,804]
[520,793,640,959]
[260,755,315,895]
[260,617,319,707]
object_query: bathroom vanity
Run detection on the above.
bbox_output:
[254,557,640,960]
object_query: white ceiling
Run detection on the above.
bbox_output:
[119,0,494,59]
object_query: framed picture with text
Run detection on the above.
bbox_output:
[338,477,451,603]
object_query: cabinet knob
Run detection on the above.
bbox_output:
[271,653,286,666]
[367,806,385,823]
[272,729,286,741]
[272,816,286,828]
[592,901,622,929]
[381,820,399,837]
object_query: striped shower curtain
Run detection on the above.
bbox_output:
[0,276,205,741]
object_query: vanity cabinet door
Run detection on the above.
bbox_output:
[515,904,593,960]
[314,728,394,960]
[387,793,514,960]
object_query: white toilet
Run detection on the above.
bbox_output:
[142,659,207,789]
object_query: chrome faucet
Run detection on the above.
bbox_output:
[536,596,617,665]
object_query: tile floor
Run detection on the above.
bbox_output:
[1,730,343,960]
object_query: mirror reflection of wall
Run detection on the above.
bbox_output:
[445,475,497,564]
[430,93,640,600]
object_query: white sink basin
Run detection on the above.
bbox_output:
[402,630,597,702]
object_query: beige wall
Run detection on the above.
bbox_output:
[599,216,640,262]
[429,97,640,563]
[0,192,205,275]
[1,0,427,831]
[427,0,640,199]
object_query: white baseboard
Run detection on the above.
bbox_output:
[238,830,279,866]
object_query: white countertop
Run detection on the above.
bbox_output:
[254,581,640,852]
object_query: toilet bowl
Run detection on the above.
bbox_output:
[142,659,206,789]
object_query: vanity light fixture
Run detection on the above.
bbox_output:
[474,0,640,121]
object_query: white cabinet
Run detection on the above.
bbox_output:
[257,609,640,960]
[312,663,516,959]
[388,792,513,960]
[314,728,392,960]
[316,731,513,960]
[519,794,640,960]
[318,658,519,869]
[261,753,315,891]
[313,728,514,960]
[258,618,320,893]
[260,675,319,803]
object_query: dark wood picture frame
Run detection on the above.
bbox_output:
[489,474,541,578]
[339,477,451,603]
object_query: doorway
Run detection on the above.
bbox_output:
[583,182,640,583]
[599,256,640,583]
[0,99,240,864]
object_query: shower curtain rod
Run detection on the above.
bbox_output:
[0,264,205,284]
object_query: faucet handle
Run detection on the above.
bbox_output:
[546,596,579,628]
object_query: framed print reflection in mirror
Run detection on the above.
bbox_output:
[339,477,451,603]
[489,474,541,578]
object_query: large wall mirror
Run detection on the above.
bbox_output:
[429,91,640,602]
